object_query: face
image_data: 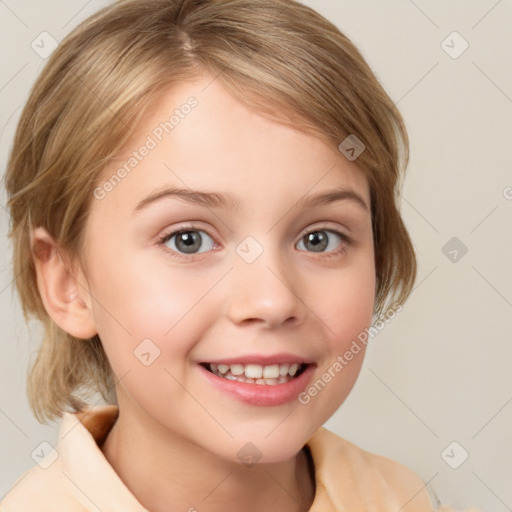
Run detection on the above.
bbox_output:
[79,73,375,463]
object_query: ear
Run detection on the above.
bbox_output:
[30,226,97,339]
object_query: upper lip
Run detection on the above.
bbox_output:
[199,353,315,366]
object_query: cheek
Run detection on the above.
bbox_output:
[314,256,376,351]
[336,279,375,349]
[295,261,375,429]
[87,252,219,364]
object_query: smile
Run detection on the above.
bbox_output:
[198,352,316,406]
[202,362,308,385]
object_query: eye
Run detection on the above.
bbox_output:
[296,229,348,254]
[159,228,216,255]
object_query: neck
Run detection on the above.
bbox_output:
[101,405,315,512]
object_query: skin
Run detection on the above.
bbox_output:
[32,72,376,512]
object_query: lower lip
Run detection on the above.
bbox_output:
[199,364,315,406]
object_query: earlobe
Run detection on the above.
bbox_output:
[30,226,97,339]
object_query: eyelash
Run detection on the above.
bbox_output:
[157,223,352,261]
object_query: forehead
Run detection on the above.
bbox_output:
[92,75,370,217]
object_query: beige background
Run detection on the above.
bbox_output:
[1,1,511,510]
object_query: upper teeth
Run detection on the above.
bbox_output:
[211,363,301,379]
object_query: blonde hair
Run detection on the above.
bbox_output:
[4,0,416,423]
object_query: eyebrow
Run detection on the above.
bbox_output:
[133,186,369,215]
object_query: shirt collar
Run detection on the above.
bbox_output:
[57,405,434,512]
[58,404,338,511]
[58,405,148,512]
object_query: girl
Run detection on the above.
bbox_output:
[1,0,479,510]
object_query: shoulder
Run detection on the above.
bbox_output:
[0,405,119,512]
[0,463,85,512]
[307,427,437,511]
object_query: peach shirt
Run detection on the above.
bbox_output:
[1,405,477,511]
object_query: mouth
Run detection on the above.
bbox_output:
[200,362,309,385]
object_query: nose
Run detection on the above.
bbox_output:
[225,245,305,329]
